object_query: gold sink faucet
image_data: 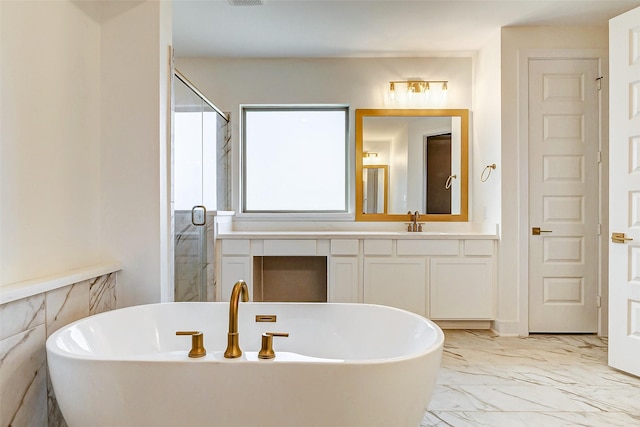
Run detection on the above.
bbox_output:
[407,211,423,232]
[224,280,249,358]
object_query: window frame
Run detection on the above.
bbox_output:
[239,105,351,219]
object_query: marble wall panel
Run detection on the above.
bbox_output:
[0,294,45,341]
[0,325,47,427]
[45,281,90,338]
[0,272,117,427]
[174,211,218,302]
[89,273,116,315]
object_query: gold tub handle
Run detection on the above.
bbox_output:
[176,331,207,358]
[258,332,289,360]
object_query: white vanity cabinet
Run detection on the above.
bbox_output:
[364,257,427,316]
[217,233,497,323]
[328,239,360,303]
[219,239,252,300]
[430,257,494,319]
[361,238,495,321]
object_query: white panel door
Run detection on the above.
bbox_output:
[528,58,600,332]
[609,6,640,377]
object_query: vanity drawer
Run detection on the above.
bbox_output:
[331,239,359,255]
[464,240,494,256]
[263,239,317,256]
[397,240,459,256]
[364,239,393,255]
[221,239,251,255]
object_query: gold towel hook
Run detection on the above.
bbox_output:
[481,164,496,182]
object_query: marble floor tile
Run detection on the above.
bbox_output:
[424,330,640,427]
[422,411,640,427]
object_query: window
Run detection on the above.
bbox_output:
[242,106,348,213]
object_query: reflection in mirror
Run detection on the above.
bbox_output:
[363,165,388,214]
[355,109,468,222]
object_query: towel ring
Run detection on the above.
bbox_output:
[481,164,496,182]
[445,174,457,189]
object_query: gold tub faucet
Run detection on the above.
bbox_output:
[224,280,249,358]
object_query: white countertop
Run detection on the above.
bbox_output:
[217,228,499,240]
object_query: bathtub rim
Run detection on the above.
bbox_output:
[46,301,445,365]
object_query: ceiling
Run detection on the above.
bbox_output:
[172,0,640,58]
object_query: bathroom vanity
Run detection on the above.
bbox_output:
[216,107,496,327]
[216,226,498,327]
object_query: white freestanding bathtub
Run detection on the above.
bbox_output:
[46,302,444,427]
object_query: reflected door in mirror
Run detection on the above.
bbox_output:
[363,165,388,214]
[425,134,451,214]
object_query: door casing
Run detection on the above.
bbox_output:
[516,49,609,336]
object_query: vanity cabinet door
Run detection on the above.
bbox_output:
[363,258,427,316]
[328,257,360,303]
[220,256,251,301]
[430,257,494,319]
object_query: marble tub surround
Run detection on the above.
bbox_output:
[0,272,118,427]
[0,262,121,305]
[423,330,640,426]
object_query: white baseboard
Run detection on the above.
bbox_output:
[491,319,520,336]
[433,320,492,330]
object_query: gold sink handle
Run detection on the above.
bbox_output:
[258,332,289,360]
[176,331,207,358]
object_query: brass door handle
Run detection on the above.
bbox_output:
[612,232,633,243]
[176,331,207,358]
[532,227,552,235]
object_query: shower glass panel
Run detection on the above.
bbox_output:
[173,72,228,302]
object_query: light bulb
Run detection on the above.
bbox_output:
[424,82,431,99]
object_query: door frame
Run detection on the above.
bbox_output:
[516,49,609,336]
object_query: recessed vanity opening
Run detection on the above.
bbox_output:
[252,256,327,302]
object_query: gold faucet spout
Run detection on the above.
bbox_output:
[224,280,249,359]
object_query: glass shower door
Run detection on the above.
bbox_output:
[173,73,219,302]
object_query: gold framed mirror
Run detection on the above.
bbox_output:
[355,109,469,222]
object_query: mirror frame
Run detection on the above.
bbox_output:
[355,109,469,222]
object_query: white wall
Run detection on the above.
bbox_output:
[499,26,608,335]
[472,31,503,330]
[174,57,473,217]
[1,1,101,285]
[472,31,501,227]
[1,1,172,308]
[101,1,173,307]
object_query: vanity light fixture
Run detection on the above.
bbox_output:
[363,152,379,158]
[389,80,448,99]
